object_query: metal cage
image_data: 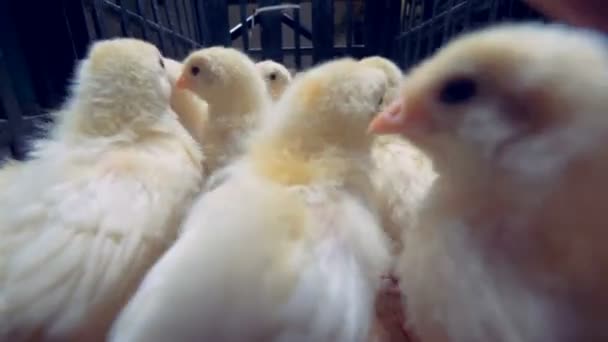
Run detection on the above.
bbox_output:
[0,0,543,161]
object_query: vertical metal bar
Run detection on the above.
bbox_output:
[311,0,334,63]
[489,0,500,21]
[162,2,181,56]
[258,0,284,62]
[150,0,168,52]
[198,0,230,46]
[135,0,149,40]
[346,0,353,55]
[180,0,196,49]
[115,0,130,36]
[92,0,108,38]
[442,0,454,43]
[173,0,186,36]
[61,0,91,60]
[239,0,250,52]
[293,0,301,69]
[0,48,25,159]
[463,0,473,31]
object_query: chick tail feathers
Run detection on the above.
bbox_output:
[111,176,387,342]
[109,178,309,342]
[0,175,177,341]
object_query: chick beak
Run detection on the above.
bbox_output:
[368,98,408,134]
[368,97,431,138]
[176,74,190,90]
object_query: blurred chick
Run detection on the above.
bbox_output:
[0,159,22,189]
[164,57,209,147]
[0,38,203,341]
[256,59,293,101]
[360,56,437,251]
[177,47,270,173]
[369,23,608,342]
[110,58,392,342]
[359,56,403,108]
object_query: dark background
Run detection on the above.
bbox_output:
[0,0,544,161]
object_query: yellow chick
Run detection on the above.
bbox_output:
[0,38,203,341]
[176,47,271,173]
[359,56,403,108]
[109,58,392,342]
[164,57,209,147]
[360,56,437,252]
[256,59,293,101]
[369,23,608,342]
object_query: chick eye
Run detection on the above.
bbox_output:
[191,66,200,76]
[269,72,277,81]
[159,58,165,69]
[438,77,477,104]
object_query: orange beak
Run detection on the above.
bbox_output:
[368,97,429,137]
[176,73,190,90]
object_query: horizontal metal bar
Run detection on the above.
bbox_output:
[245,45,366,55]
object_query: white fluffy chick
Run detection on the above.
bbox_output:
[0,38,203,341]
[177,47,270,174]
[0,159,22,189]
[361,56,437,251]
[164,57,209,147]
[256,59,293,101]
[109,58,392,342]
[370,23,608,342]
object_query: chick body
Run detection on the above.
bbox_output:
[0,38,203,341]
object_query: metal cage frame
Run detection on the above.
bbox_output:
[0,0,543,161]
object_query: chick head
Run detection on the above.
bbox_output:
[369,23,608,175]
[256,60,293,101]
[263,58,387,153]
[177,47,262,104]
[359,56,404,107]
[76,38,170,114]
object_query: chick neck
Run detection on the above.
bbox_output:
[202,81,269,172]
[54,95,175,142]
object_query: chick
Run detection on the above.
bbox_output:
[369,23,608,341]
[0,159,22,189]
[164,57,209,147]
[109,58,392,342]
[177,47,270,173]
[256,59,293,101]
[359,56,403,108]
[359,56,436,250]
[0,38,203,341]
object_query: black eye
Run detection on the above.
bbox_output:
[159,58,165,69]
[438,77,477,104]
[377,96,384,107]
[191,66,200,76]
[269,72,277,81]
